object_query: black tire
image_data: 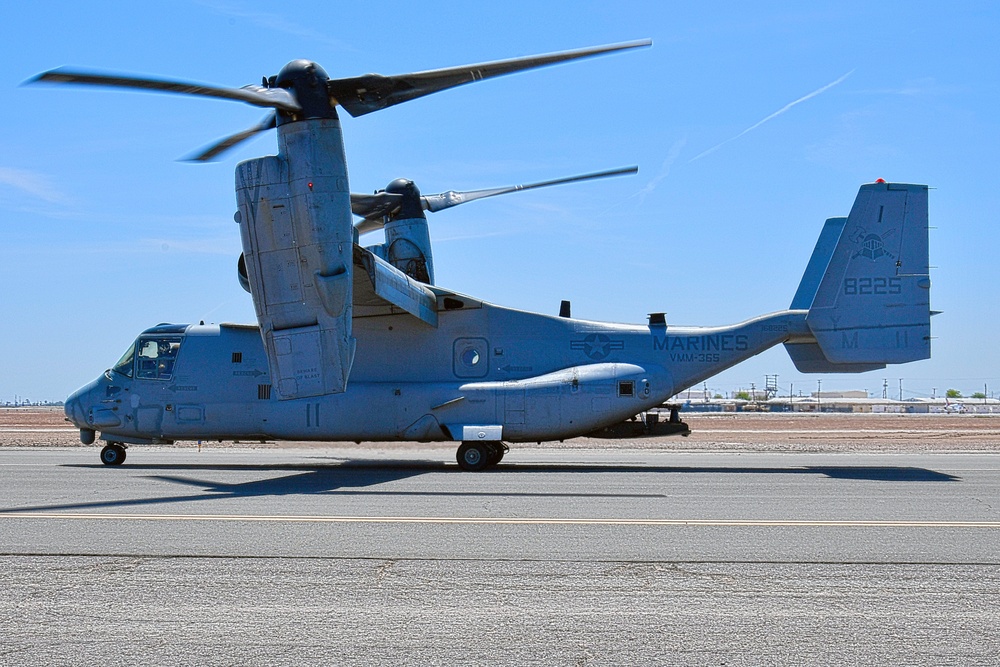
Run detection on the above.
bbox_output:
[456,442,490,472]
[100,443,126,466]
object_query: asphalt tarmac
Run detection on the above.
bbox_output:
[2,446,998,665]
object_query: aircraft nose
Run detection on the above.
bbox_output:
[64,386,88,428]
[64,376,106,428]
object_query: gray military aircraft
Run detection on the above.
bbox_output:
[32,41,932,470]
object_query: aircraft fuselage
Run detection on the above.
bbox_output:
[64,294,810,446]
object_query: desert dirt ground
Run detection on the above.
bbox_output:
[3,406,1000,452]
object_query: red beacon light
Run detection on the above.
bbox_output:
[875,178,886,183]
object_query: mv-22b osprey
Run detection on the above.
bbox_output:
[33,41,932,470]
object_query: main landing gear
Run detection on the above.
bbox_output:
[100,442,127,466]
[456,441,508,472]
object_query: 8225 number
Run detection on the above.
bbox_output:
[843,277,901,295]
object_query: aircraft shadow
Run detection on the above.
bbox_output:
[60,459,960,483]
[499,463,959,482]
[0,460,958,515]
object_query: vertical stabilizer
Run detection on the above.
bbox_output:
[789,217,847,310]
[804,182,931,365]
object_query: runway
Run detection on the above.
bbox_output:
[2,447,999,665]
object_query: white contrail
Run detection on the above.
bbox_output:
[600,136,687,216]
[690,69,856,162]
[637,137,687,199]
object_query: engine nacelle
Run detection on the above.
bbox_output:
[235,118,356,399]
[367,178,435,284]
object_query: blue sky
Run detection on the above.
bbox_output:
[2,1,998,402]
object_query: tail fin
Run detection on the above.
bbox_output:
[785,181,931,372]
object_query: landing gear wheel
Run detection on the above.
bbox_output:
[100,443,127,466]
[456,442,491,472]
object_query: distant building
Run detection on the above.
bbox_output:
[675,388,712,401]
[812,390,867,399]
[668,392,1000,414]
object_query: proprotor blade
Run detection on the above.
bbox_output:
[29,68,302,113]
[350,191,405,232]
[422,166,639,212]
[328,39,651,117]
[184,113,277,162]
[352,166,638,235]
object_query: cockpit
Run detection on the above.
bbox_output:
[111,332,185,381]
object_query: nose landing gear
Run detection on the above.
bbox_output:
[99,443,127,466]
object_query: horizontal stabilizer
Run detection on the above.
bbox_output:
[784,341,885,373]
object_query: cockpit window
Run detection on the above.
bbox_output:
[112,345,135,378]
[135,336,183,380]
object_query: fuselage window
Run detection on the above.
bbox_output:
[112,345,135,378]
[135,337,183,380]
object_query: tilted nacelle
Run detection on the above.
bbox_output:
[365,178,435,284]
[235,118,355,399]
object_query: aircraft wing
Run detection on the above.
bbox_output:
[352,245,439,327]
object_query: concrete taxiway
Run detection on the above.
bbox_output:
[2,446,998,665]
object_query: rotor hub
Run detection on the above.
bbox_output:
[274,60,337,121]
[384,179,425,220]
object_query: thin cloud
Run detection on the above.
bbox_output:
[196,1,354,51]
[690,69,855,162]
[140,237,240,255]
[850,78,963,97]
[434,230,510,243]
[0,167,69,204]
